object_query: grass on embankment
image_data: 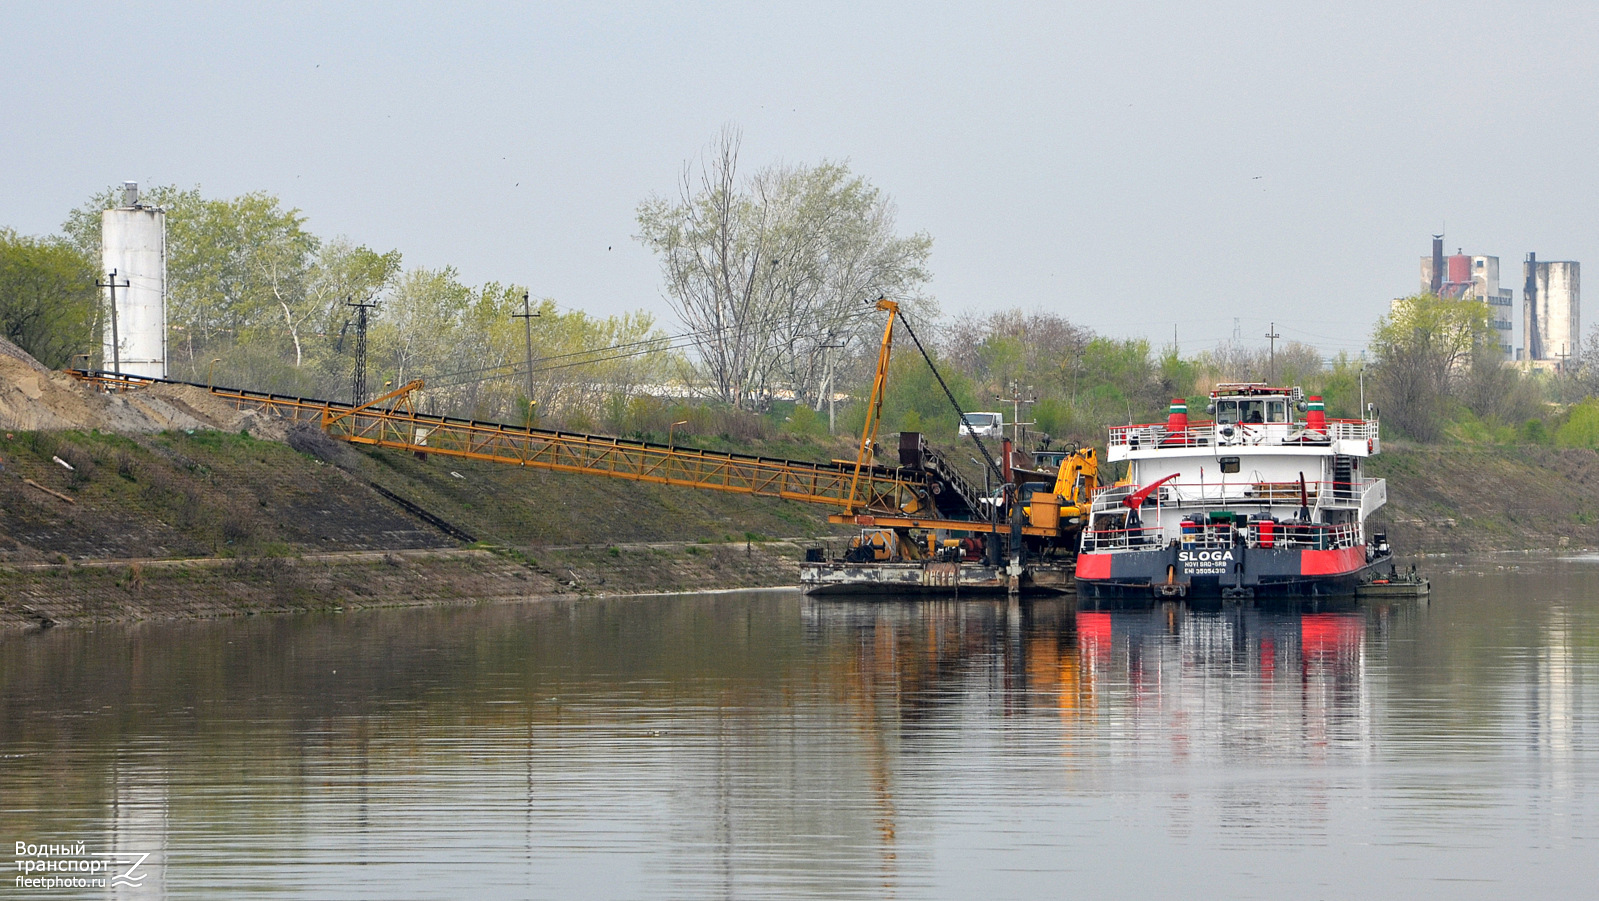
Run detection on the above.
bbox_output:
[0,427,848,627]
[1366,443,1599,554]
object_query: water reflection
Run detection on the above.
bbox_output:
[2,570,1596,899]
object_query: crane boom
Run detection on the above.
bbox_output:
[67,370,933,515]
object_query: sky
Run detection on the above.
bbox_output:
[4,1,1596,359]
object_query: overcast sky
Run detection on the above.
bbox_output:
[4,1,1595,357]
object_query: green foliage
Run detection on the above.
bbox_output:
[1557,399,1599,449]
[1316,354,1364,419]
[1156,346,1198,399]
[1371,293,1495,441]
[779,402,827,438]
[1520,418,1551,445]
[871,346,975,439]
[0,228,98,367]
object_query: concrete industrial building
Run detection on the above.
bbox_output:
[1418,236,1515,358]
[1523,253,1580,368]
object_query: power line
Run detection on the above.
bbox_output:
[423,333,713,390]
[421,324,730,384]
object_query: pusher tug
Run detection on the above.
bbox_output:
[1076,385,1391,600]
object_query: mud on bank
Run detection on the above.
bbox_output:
[0,541,812,630]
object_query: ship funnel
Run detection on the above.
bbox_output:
[1165,398,1189,432]
[1304,396,1328,433]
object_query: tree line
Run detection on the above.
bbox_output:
[41,186,672,428]
[6,134,1599,451]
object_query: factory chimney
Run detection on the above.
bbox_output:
[1525,252,1541,362]
[1430,235,1444,295]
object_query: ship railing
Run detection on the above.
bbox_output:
[1080,524,1162,552]
[1244,520,1361,550]
[1107,419,1379,449]
[1326,420,1379,442]
[1081,519,1363,553]
[1090,479,1379,510]
[1169,520,1363,551]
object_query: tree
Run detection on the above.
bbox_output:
[385,277,675,427]
[0,229,98,368]
[941,308,1092,399]
[370,266,476,393]
[1193,339,1324,390]
[64,186,405,394]
[1460,342,1542,427]
[1569,323,1599,400]
[1557,398,1599,449]
[847,343,975,440]
[1370,293,1493,441]
[636,127,933,410]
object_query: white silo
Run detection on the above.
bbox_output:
[1524,256,1581,365]
[101,182,167,378]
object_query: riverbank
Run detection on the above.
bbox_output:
[7,417,1599,630]
[0,541,813,630]
[1365,443,1599,555]
[0,423,847,630]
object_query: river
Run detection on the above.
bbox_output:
[2,558,1596,899]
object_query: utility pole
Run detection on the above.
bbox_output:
[96,269,129,374]
[820,340,844,434]
[346,296,378,404]
[1359,350,1366,416]
[513,293,541,425]
[1265,321,1281,382]
[995,379,1036,445]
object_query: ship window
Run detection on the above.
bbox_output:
[1215,400,1239,424]
[1219,457,1240,474]
[1267,400,1287,423]
[1241,401,1265,423]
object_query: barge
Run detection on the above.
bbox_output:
[1076,386,1391,600]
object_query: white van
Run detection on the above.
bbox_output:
[958,411,1003,438]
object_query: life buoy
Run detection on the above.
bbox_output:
[1367,438,1373,453]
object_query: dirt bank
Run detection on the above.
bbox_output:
[1366,444,1599,555]
[0,541,811,630]
[0,337,288,437]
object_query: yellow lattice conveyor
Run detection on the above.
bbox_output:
[67,371,927,512]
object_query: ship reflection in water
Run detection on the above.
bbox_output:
[2,567,1596,899]
[805,599,1382,791]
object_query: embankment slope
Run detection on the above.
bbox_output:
[1366,443,1599,555]
[6,335,1599,626]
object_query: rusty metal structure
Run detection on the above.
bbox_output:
[69,369,1053,540]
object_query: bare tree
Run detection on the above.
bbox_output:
[637,127,932,409]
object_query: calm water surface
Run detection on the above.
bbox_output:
[2,560,1596,899]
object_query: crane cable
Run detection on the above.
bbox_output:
[889,307,1005,486]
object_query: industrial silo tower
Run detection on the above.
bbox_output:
[101,181,167,377]
[1523,252,1581,366]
